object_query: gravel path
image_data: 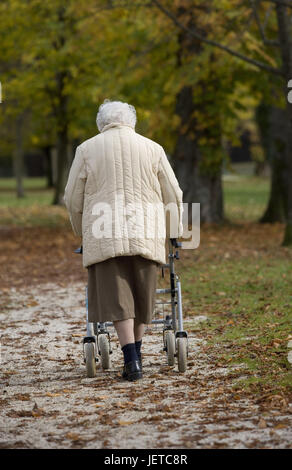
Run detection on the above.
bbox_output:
[0,283,291,449]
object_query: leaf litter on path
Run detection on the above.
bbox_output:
[0,282,291,449]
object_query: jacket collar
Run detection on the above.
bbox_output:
[100,122,135,133]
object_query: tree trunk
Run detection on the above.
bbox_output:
[52,70,69,206]
[172,7,224,224]
[261,158,286,223]
[173,87,223,223]
[258,105,287,223]
[13,114,25,198]
[275,3,292,244]
[43,145,54,188]
[51,8,70,206]
[52,125,68,205]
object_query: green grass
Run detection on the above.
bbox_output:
[223,176,270,222]
[0,177,53,207]
[0,172,270,223]
[182,253,292,394]
[0,178,68,226]
[0,177,47,190]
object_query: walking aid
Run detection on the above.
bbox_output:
[75,238,188,377]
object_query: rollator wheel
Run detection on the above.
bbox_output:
[177,337,187,373]
[165,330,175,366]
[84,342,96,378]
[98,334,111,369]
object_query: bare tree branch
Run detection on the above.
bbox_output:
[263,2,274,30]
[250,0,280,46]
[151,0,283,76]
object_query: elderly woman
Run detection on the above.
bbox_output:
[64,99,183,381]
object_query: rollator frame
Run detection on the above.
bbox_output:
[75,238,188,376]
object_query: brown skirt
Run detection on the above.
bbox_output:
[87,255,158,324]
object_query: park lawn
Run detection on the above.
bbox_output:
[223,175,270,222]
[0,177,47,190]
[0,177,52,205]
[0,177,68,227]
[0,172,270,225]
[180,229,292,399]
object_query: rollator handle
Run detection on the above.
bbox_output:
[74,246,83,254]
[170,238,182,248]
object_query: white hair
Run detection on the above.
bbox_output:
[96,99,137,132]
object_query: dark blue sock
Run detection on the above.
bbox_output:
[121,343,138,365]
[135,340,142,362]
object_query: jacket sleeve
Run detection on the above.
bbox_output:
[64,145,87,237]
[157,147,184,237]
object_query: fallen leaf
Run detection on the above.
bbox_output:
[118,420,135,426]
[274,423,287,430]
[65,432,81,441]
[14,394,30,401]
[26,301,39,307]
[258,418,267,429]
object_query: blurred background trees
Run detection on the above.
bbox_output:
[1,0,292,242]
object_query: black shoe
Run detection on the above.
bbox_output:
[122,360,142,381]
[138,354,142,371]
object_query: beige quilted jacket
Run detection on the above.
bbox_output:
[64,122,183,268]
